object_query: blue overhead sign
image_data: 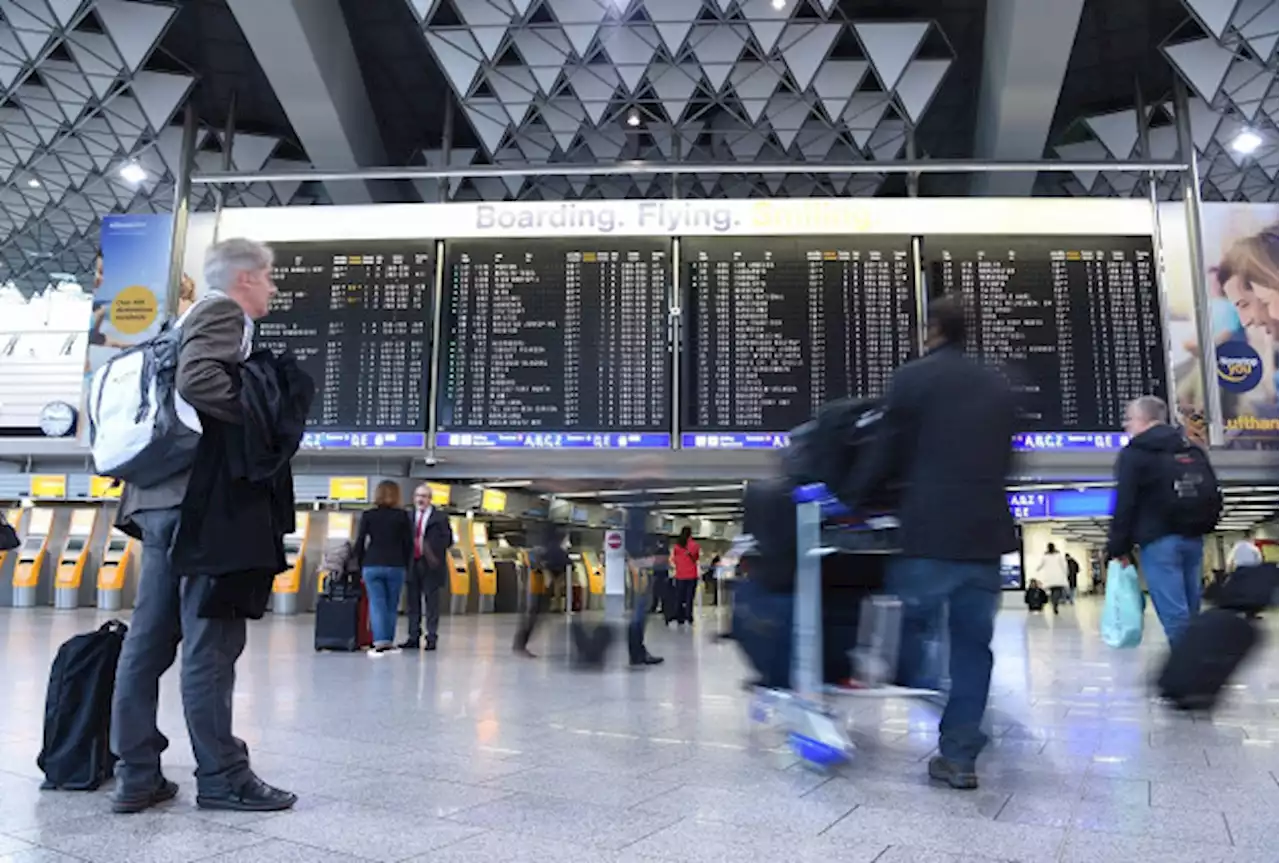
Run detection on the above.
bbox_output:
[1007,488,1115,520]
[681,433,791,449]
[435,432,671,449]
[301,432,426,450]
[1012,432,1129,451]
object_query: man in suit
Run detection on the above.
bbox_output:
[846,295,1018,791]
[401,484,451,651]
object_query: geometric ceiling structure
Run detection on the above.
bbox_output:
[411,0,954,201]
[1049,0,1278,202]
[0,0,311,295]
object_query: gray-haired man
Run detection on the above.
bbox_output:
[110,238,296,814]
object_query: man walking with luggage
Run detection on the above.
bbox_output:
[1107,395,1215,645]
[401,484,451,651]
[110,238,296,814]
[847,296,1017,791]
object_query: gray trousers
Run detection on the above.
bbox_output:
[405,557,442,642]
[110,508,252,796]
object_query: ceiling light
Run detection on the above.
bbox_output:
[625,110,641,128]
[25,178,40,188]
[118,162,147,185]
[1231,130,1263,155]
[771,0,787,8]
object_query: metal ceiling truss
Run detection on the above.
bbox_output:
[0,0,313,294]
[1049,0,1278,201]
[409,0,955,201]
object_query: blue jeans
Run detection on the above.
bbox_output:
[887,557,1001,767]
[362,566,405,647]
[1140,535,1204,645]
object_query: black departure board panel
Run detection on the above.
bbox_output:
[255,241,432,449]
[436,239,672,448]
[924,236,1167,433]
[682,236,917,441]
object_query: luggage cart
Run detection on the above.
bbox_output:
[750,483,943,771]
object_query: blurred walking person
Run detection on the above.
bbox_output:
[846,296,1017,791]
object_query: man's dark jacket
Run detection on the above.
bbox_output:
[172,350,314,618]
[411,506,452,588]
[845,344,1017,561]
[1106,423,1188,559]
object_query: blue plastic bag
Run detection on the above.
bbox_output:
[1101,560,1144,648]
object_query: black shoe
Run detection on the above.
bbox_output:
[927,756,978,790]
[513,645,537,658]
[196,776,298,812]
[424,638,438,651]
[630,652,664,667]
[112,777,178,814]
[398,639,419,650]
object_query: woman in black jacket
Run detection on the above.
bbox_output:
[355,481,414,655]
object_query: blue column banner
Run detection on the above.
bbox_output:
[80,214,175,439]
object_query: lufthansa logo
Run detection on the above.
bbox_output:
[1216,341,1265,394]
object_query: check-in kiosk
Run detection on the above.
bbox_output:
[316,512,356,596]
[54,509,98,609]
[581,548,604,610]
[469,520,497,613]
[0,507,25,606]
[97,532,136,610]
[12,507,54,608]
[272,512,310,615]
[448,516,470,614]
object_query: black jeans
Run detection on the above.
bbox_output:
[1049,586,1065,613]
[628,573,658,662]
[514,568,559,650]
[405,557,442,643]
[673,579,697,623]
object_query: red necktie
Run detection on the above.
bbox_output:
[415,510,425,559]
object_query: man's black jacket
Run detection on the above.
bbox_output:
[1106,423,1188,559]
[845,344,1018,561]
[173,350,314,618]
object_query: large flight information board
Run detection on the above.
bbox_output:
[255,241,433,449]
[681,236,917,448]
[924,236,1167,436]
[436,239,671,448]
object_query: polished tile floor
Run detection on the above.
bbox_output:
[0,597,1276,863]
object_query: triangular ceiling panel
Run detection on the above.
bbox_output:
[487,65,538,125]
[1084,109,1139,159]
[689,23,746,92]
[1055,139,1107,191]
[599,25,657,93]
[455,0,511,28]
[95,0,174,72]
[227,133,279,174]
[895,58,950,124]
[1222,56,1271,120]
[0,0,54,57]
[1182,0,1239,40]
[40,61,92,119]
[649,62,699,124]
[778,22,841,92]
[811,60,869,121]
[842,92,890,148]
[739,0,790,55]
[854,22,927,90]
[729,61,781,123]
[463,98,511,153]
[644,0,696,55]
[512,28,571,92]
[129,70,193,130]
[560,23,598,56]
[425,30,484,94]
[763,92,812,150]
[1163,37,1236,103]
[541,95,585,151]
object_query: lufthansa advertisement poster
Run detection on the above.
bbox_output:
[1167,202,1278,450]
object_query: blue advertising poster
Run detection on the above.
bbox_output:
[87,214,176,374]
[80,214,175,439]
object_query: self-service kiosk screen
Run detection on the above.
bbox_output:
[64,537,86,554]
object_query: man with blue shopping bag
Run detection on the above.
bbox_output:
[1107,396,1221,645]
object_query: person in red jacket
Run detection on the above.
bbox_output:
[670,527,701,626]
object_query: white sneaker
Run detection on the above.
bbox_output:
[384,647,403,655]
[368,647,385,658]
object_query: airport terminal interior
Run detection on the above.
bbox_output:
[1,0,1279,861]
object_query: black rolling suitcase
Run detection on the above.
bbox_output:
[315,594,361,651]
[38,620,128,790]
[1157,609,1259,711]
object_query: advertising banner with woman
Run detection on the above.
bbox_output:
[1198,201,1280,443]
